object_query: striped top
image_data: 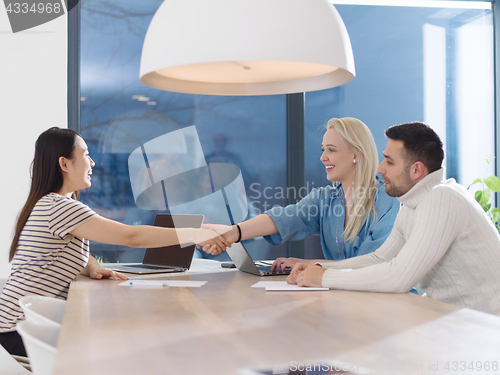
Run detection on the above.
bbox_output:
[0,193,96,332]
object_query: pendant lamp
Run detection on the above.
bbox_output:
[139,0,355,96]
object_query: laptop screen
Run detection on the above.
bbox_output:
[142,214,204,268]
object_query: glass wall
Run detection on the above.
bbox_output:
[80,0,494,262]
[305,3,494,258]
[80,0,287,262]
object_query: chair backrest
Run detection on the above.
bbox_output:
[0,343,31,375]
[18,295,66,327]
[16,320,59,375]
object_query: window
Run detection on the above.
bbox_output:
[79,0,495,262]
[305,2,494,257]
[80,1,287,262]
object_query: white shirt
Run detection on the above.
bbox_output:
[319,169,500,316]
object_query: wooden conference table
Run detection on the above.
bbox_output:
[53,259,500,375]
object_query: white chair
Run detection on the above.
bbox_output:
[0,278,7,293]
[19,295,66,327]
[11,355,31,372]
[0,279,30,372]
[0,343,31,375]
[16,320,59,375]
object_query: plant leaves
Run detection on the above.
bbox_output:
[485,176,500,192]
[475,190,482,203]
[479,189,491,205]
[467,178,483,190]
[491,208,500,223]
[475,190,491,205]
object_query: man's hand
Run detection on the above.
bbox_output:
[286,263,325,287]
[271,257,315,271]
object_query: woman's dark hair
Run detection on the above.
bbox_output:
[9,127,81,262]
[385,122,444,173]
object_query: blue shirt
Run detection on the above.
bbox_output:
[264,180,400,260]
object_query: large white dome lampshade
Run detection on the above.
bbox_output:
[139,0,355,96]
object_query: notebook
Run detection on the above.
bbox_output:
[225,242,291,276]
[110,214,204,274]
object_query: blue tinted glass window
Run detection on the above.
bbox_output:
[80,0,287,262]
[305,4,494,258]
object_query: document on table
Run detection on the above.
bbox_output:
[119,280,207,288]
[251,281,328,291]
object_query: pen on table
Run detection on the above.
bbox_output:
[128,281,164,287]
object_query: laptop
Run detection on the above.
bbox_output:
[225,242,291,276]
[111,214,204,274]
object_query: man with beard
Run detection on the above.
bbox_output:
[287,122,500,316]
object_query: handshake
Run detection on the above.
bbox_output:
[194,223,240,256]
[193,222,326,287]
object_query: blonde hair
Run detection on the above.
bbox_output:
[326,117,379,242]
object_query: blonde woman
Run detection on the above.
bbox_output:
[202,118,400,270]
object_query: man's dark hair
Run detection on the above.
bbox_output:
[385,122,444,173]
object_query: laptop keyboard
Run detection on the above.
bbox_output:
[124,264,177,270]
[257,265,291,275]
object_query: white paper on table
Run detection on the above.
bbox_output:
[163,280,207,287]
[251,281,328,291]
[119,280,207,288]
[251,281,276,288]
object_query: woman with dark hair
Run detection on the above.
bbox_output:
[0,127,228,356]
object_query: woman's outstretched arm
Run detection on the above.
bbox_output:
[70,215,231,252]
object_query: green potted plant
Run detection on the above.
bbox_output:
[467,155,500,232]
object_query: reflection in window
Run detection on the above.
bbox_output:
[305,3,493,258]
[80,1,494,262]
[80,0,287,263]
